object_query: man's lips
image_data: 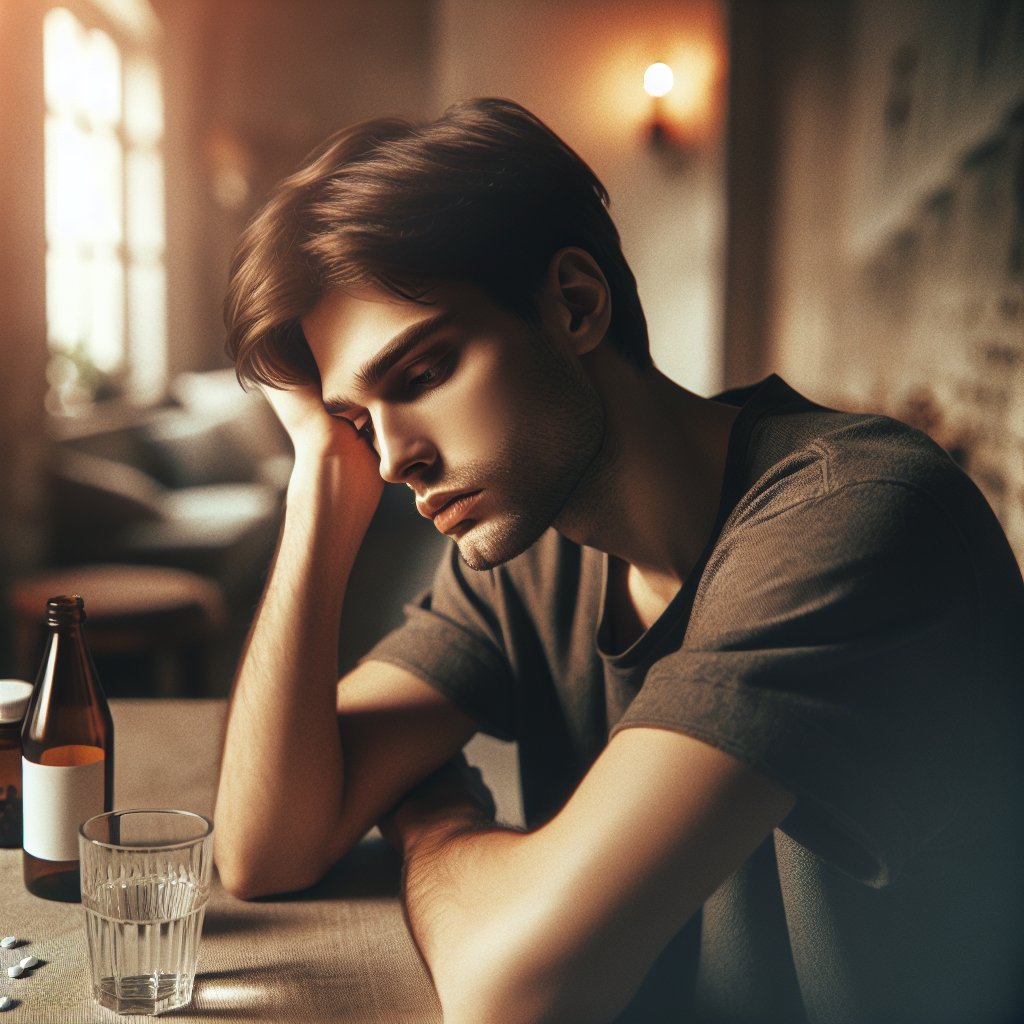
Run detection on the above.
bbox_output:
[417,490,483,533]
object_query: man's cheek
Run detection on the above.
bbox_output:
[441,373,513,458]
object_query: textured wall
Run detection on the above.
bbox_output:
[755,0,1024,565]
[844,115,1023,563]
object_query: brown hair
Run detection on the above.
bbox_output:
[224,98,650,388]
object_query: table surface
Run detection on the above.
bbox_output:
[0,699,523,1022]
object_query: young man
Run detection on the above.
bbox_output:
[215,99,1023,1023]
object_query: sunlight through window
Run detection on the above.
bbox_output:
[43,5,166,413]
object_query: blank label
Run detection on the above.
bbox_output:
[22,756,104,862]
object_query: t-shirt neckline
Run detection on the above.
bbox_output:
[595,374,809,669]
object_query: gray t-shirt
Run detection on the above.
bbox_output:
[366,376,1023,1023]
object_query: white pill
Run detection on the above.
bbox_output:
[0,994,11,1009]
[19,956,39,969]
[0,937,16,948]
[6,964,23,978]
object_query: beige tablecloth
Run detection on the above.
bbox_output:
[0,699,521,1022]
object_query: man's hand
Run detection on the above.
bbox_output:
[260,381,357,454]
[261,381,384,528]
[379,753,498,851]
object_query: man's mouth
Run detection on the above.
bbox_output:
[418,490,483,534]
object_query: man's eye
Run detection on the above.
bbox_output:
[352,414,374,439]
[331,411,372,438]
[409,354,453,389]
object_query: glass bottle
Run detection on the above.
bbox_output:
[21,595,114,902]
[0,679,34,847]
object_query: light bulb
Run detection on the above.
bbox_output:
[644,63,674,98]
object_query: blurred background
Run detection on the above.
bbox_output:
[0,0,1021,698]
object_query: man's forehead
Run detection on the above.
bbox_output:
[302,286,436,372]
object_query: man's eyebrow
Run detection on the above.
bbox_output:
[321,309,457,413]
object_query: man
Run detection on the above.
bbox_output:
[215,99,1022,1023]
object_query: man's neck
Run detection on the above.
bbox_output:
[554,349,740,622]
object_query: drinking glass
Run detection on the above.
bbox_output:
[79,809,214,1016]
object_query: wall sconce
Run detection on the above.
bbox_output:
[644,62,676,149]
[642,36,724,155]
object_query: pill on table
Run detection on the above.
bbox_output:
[0,994,11,1009]
[0,937,16,948]
[19,956,39,969]
[7,965,23,978]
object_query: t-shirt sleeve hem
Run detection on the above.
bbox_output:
[359,602,517,741]
[608,710,898,887]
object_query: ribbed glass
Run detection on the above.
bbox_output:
[79,810,213,1016]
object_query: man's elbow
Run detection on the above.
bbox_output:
[215,853,268,901]
[438,970,553,1024]
[214,839,327,901]
[434,942,621,1024]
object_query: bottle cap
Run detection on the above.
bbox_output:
[0,680,34,723]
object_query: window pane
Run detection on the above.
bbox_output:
[83,26,122,127]
[45,114,90,245]
[86,128,124,247]
[43,8,84,118]
[126,148,165,256]
[128,262,167,403]
[44,4,166,406]
[87,250,125,372]
[124,59,163,146]
[46,246,87,351]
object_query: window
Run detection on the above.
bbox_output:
[43,3,165,414]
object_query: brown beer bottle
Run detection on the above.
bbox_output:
[21,595,114,902]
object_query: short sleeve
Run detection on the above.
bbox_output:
[612,479,981,887]
[361,541,518,740]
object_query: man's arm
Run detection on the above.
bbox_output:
[389,727,796,1024]
[214,384,476,898]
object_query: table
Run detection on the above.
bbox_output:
[0,699,523,1022]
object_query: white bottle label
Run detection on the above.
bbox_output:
[22,756,104,862]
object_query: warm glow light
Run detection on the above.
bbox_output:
[644,62,674,98]
[671,41,717,120]
[43,6,167,409]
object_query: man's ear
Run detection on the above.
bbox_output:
[541,247,612,356]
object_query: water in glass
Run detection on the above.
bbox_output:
[79,809,213,1016]
[84,873,208,1015]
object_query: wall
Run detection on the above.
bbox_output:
[151,0,437,377]
[0,0,51,666]
[434,0,728,396]
[730,0,1024,565]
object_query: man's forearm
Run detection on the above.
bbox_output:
[390,770,566,1024]
[391,730,798,1024]
[215,452,375,897]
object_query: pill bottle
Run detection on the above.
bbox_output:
[0,680,34,848]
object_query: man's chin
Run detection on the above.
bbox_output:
[453,514,550,572]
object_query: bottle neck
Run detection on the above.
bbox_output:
[46,595,86,629]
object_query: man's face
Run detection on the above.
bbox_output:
[302,282,605,571]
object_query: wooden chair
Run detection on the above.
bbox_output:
[9,564,228,697]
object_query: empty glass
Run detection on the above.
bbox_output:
[79,809,214,1016]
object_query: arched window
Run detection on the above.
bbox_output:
[43,1,165,414]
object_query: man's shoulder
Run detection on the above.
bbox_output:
[741,401,977,527]
[707,399,1023,641]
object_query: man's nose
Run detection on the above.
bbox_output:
[374,408,437,484]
